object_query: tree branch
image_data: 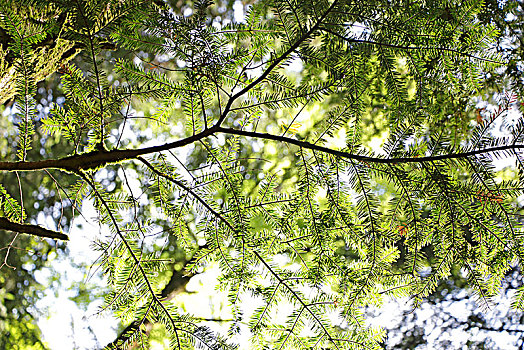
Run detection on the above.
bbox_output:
[138,157,235,231]
[319,27,503,64]
[215,0,339,126]
[104,320,141,350]
[105,244,206,349]
[217,127,524,164]
[0,127,216,172]
[0,217,68,240]
[1,124,523,174]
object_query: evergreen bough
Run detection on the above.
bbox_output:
[0,0,522,348]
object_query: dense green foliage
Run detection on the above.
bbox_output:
[1,0,523,348]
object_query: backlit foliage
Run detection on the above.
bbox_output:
[1,0,523,349]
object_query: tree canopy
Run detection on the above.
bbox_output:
[1,0,523,349]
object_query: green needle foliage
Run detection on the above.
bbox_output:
[0,0,523,349]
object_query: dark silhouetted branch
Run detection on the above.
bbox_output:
[1,124,523,174]
[0,217,68,240]
[217,127,524,164]
[0,127,216,172]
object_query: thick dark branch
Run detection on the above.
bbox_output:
[0,127,216,172]
[217,127,524,164]
[1,124,524,173]
[0,217,68,240]
[1,124,523,173]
